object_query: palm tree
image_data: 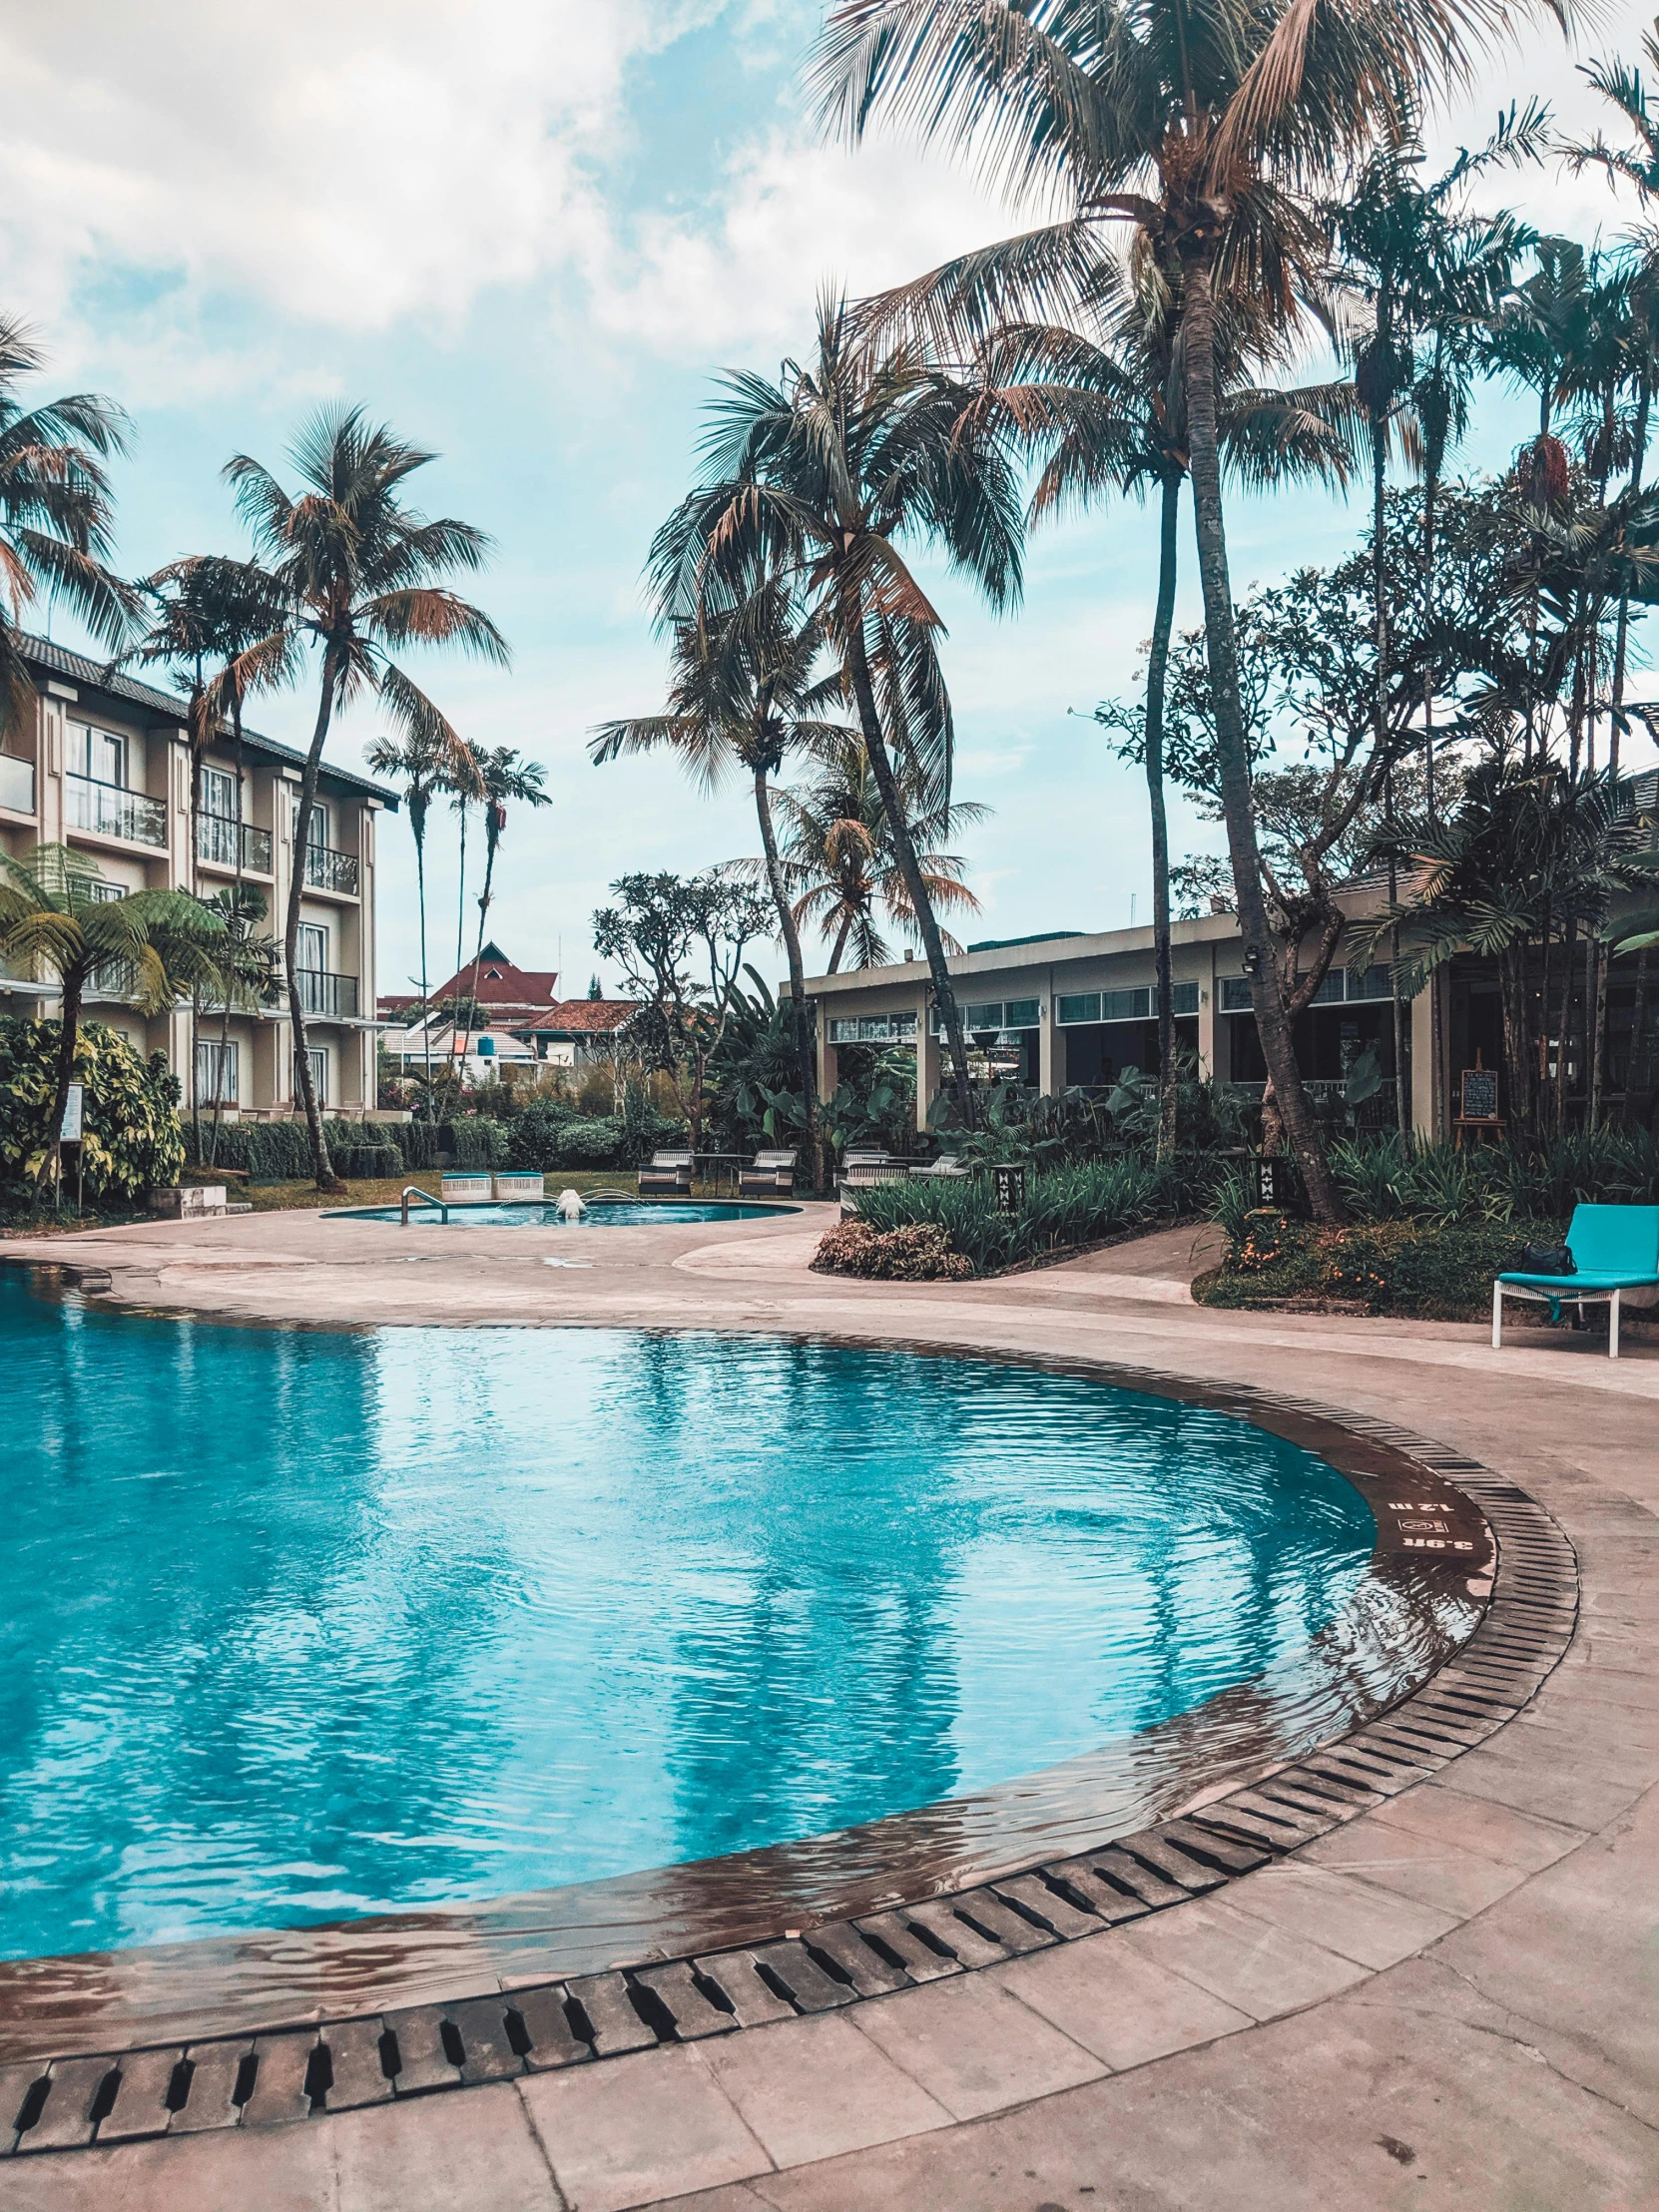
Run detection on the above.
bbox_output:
[1330,116,1543,1135]
[224,406,508,1188]
[813,0,1574,1218]
[592,580,850,1173]
[364,724,452,1113]
[648,294,1025,1121]
[963,266,1359,1155]
[127,555,290,892]
[462,743,551,1050]
[775,730,986,970]
[0,317,137,728]
[1567,35,1659,778]
[0,843,228,1191]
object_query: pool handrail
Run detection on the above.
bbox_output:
[399,1185,448,1227]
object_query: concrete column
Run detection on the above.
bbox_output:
[1038,999,1067,1095]
[916,989,941,1129]
[816,1022,838,1111]
[1196,945,1217,1080]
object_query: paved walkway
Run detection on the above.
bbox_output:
[3,1206,1656,2209]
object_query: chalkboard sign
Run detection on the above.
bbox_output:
[1459,1066,1500,1121]
[993,1164,1027,1215]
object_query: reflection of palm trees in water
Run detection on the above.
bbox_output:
[631,1338,967,1863]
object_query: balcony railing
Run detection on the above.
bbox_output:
[303,842,359,894]
[67,773,167,849]
[0,753,35,815]
[292,968,358,1019]
[86,959,137,1003]
[197,812,274,873]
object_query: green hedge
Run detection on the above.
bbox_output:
[0,1018,183,1201]
[188,1119,408,1182]
[850,1156,1184,1276]
[441,1119,507,1170]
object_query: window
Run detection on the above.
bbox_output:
[1222,976,1254,1011]
[68,722,127,787]
[1057,992,1100,1026]
[195,1040,240,1105]
[1004,997,1040,1027]
[201,766,240,821]
[1347,964,1392,1002]
[86,878,125,903]
[1100,986,1152,1023]
[305,800,330,847]
[294,1047,327,1106]
[963,1001,1004,1031]
[827,1012,917,1045]
[296,922,327,973]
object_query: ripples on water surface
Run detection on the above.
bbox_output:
[0,1275,1375,1961]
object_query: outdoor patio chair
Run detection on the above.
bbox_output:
[739,1147,798,1196]
[916,1155,971,1178]
[1492,1203,1659,1360]
[837,1150,911,1191]
[638,1150,694,1196]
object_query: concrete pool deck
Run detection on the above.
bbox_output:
[3,1203,1656,2209]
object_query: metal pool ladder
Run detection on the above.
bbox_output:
[399,1185,448,1226]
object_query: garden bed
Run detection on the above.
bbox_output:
[1193,1214,1570,1322]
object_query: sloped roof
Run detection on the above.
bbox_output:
[523,998,639,1035]
[22,633,398,809]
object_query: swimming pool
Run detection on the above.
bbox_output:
[2,1273,1381,1965]
[334,1199,794,1227]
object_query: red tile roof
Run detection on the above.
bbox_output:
[524,999,639,1035]
[378,944,559,1021]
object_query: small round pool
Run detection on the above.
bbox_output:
[332,1199,795,1227]
[3,1277,1387,1965]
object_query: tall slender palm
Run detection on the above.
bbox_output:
[1330,115,1542,1133]
[364,723,453,1111]
[965,266,1359,1153]
[463,744,551,1051]
[775,731,986,970]
[442,739,486,1084]
[224,407,508,1187]
[0,844,228,1191]
[649,294,1025,1120]
[814,0,1574,1219]
[1567,34,1659,777]
[592,581,848,1170]
[0,317,137,727]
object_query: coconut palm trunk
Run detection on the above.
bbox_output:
[753,762,822,1179]
[1146,466,1181,1160]
[412,799,434,1113]
[1181,256,1344,1222]
[284,653,339,1189]
[841,592,974,1120]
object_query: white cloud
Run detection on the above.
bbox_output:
[0,0,699,337]
[585,131,1049,358]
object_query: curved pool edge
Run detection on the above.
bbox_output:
[0,1346,1577,2139]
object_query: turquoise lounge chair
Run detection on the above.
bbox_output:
[1493,1203,1659,1360]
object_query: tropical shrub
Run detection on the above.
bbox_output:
[187,1118,410,1181]
[851,1156,1183,1276]
[0,1018,183,1202]
[1198,1215,1567,1321]
[814,1219,973,1281]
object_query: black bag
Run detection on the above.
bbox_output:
[1518,1241,1575,1277]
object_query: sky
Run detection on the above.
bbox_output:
[6,0,1659,1001]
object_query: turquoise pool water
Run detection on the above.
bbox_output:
[336,1200,791,1227]
[0,1274,1376,1963]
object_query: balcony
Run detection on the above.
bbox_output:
[303,842,359,895]
[292,968,358,1019]
[0,753,35,815]
[67,773,167,849]
[86,959,137,1003]
[197,812,273,873]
